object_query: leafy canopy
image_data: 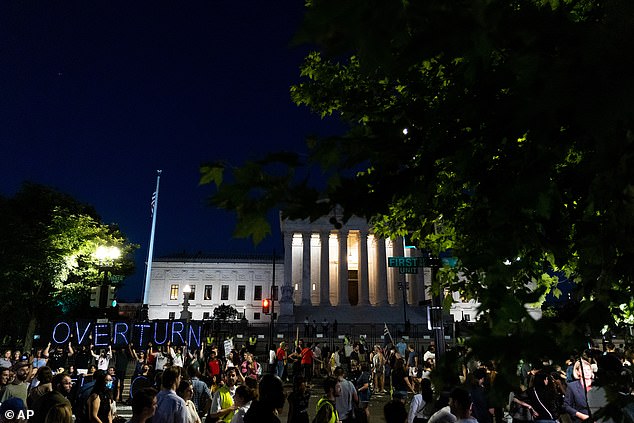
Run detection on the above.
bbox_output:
[201,0,634,394]
[0,182,137,347]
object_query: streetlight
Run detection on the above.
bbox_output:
[398,280,409,328]
[93,246,121,312]
[181,285,192,321]
[95,246,121,263]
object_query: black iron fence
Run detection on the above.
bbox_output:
[200,320,456,355]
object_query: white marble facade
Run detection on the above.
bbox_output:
[147,255,283,322]
[277,214,427,317]
[146,213,484,323]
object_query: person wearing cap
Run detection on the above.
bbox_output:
[1,361,30,404]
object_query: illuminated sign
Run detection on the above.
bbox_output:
[50,320,202,348]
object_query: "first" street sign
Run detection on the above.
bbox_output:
[388,256,425,268]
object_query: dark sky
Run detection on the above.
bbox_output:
[0,1,339,301]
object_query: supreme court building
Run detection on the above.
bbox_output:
[146,212,479,323]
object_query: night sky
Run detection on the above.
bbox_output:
[0,1,340,300]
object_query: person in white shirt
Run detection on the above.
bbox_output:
[423,346,436,367]
[428,405,457,423]
[91,346,112,371]
[171,345,185,368]
[176,379,201,423]
[230,385,254,423]
[313,344,322,377]
[149,344,173,372]
[408,378,435,423]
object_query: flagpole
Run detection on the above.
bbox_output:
[141,170,162,320]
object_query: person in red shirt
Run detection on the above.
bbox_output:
[301,343,315,385]
[275,342,287,379]
[207,350,222,385]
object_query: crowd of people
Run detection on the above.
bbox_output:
[0,336,632,423]
[0,339,278,423]
[380,341,634,423]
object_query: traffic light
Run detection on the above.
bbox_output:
[89,286,100,307]
[107,286,117,307]
[262,298,271,314]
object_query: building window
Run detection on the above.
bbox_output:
[168,312,175,320]
[204,285,212,301]
[237,285,246,301]
[253,285,262,301]
[187,285,196,300]
[254,312,261,320]
[237,311,245,320]
[221,285,229,301]
[203,312,210,319]
[170,284,179,300]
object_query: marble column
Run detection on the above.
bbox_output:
[393,237,405,305]
[319,230,331,306]
[301,232,311,305]
[358,229,370,305]
[375,237,388,306]
[410,249,423,305]
[337,229,349,306]
[282,231,293,290]
[279,231,295,318]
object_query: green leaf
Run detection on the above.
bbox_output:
[199,163,225,187]
[234,214,272,245]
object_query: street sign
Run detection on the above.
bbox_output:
[388,256,425,267]
[389,256,424,273]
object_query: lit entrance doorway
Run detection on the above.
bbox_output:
[348,270,358,305]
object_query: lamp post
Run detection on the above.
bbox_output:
[427,255,445,360]
[268,251,277,358]
[181,285,192,321]
[94,246,121,313]
[398,279,409,327]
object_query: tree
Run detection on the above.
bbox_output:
[0,182,136,350]
[201,0,634,402]
[213,304,238,321]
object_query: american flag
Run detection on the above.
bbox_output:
[383,323,391,338]
[151,191,157,216]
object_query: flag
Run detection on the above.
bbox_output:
[151,191,157,216]
[383,323,394,344]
